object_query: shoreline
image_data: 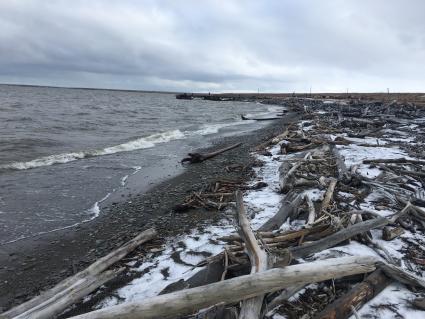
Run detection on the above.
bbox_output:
[0,112,298,311]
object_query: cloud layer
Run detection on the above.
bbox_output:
[0,0,424,92]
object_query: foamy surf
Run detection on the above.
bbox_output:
[2,193,108,245]
[1,120,257,171]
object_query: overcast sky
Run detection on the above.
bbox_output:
[0,1,424,92]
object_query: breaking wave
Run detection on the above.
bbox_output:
[1,121,255,171]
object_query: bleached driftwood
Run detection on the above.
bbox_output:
[271,127,291,144]
[279,152,311,193]
[330,144,351,182]
[68,256,378,319]
[2,228,157,319]
[379,262,425,289]
[305,194,316,226]
[320,178,337,214]
[160,190,302,295]
[14,268,124,319]
[235,191,268,319]
[290,217,390,258]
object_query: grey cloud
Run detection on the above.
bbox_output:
[0,0,424,92]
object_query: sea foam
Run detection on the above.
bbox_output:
[1,120,255,171]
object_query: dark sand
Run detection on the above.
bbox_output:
[0,112,298,313]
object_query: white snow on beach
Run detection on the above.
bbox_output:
[83,112,425,319]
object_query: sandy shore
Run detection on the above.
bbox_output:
[0,112,298,312]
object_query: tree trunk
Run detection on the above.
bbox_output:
[313,270,391,319]
[68,256,378,319]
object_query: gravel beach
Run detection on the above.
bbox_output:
[0,112,298,312]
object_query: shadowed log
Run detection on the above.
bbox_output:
[313,270,391,319]
[182,143,243,164]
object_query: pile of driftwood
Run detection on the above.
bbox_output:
[4,97,425,319]
[1,229,157,319]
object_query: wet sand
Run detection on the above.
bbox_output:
[0,112,298,312]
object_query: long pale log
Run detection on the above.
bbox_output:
[2,228,157,319]
[235,191,268,319]
[313,270,391,319]
[68,256,378,319]
[15,268,124,319]
[290,217,389,258]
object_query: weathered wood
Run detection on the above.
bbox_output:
[271,127,290,144]
[412,297,425,311]
[159,259,225,294]
[2,228,157,319]
[290,217,389,258]
[258,192,303,232]
[320,178,337,214]
[330,144,351,182]
[181,143,243,164]
[305,194,316,226]
[378,262,425,288]
[313,270,391,319]
[341,117,385,126]
[265,283,306,312]
[241,115,282,121]
[280,152,311,193]
[363,158,425,165]
[382,226,404,241]
[68,256,378,319]
[235,191,268,319]
[15,268,124,319]
[161,190,301,296]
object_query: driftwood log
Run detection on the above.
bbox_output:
[382,226,404,241]
[319,178,337,214]
[68,256,378,319]
[313,270,392,319]
[363,158,425,165]
[181,143,243,164]
[235,191,268,319]
[290,217,390,258]
[241,115,282,121]
[258,191,303,232]
[279,152,311,193]
[161,190,303,295]
[2,228,157,319]
[330,144,351,183]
